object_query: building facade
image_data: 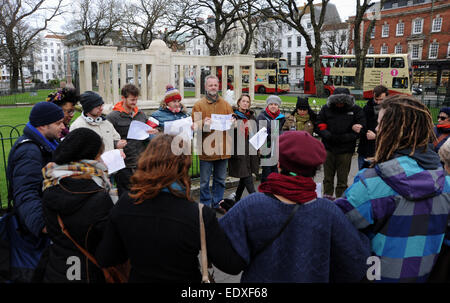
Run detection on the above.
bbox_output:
[349,0,450,92]
[34,34,67,82]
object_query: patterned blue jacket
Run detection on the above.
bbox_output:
[335,147,450,283]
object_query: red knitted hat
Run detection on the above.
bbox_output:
[278,131,326,175]
[164,85,182,104]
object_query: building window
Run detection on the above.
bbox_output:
[287,52,291,65]
[44,49,47,53]
[297,36,301,47]
[395,44,403,54]
[44,56,48,61]
[197,49,200,55]
[370,27,375,39]
[396,22,404,36]
[432,17,442,32]
[287,37,292,48]
[412,18,423,34]
[412,44,420,59]
[278,39,282,47]
[429,43,439,59]
[306,22,312,29]
[51,56,54,62]
[368,46,374,54]
[382,24,389,37]
[296,52,301,65]
[45,64,48,70]
[381,45,388,54]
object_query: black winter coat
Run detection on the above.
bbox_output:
[106,109,148,168]
[317,94,366,154]
[95,192,245,282]
[228,107,260,178]
[256,110,286,160]
[42,178,114,283]
[358,98,379,158]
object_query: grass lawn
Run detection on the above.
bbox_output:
[0,89,55,106]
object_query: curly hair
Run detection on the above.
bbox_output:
[374,95,436,165]
[129,134,192,204]
[46,88,79,107]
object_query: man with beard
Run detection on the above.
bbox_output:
[192,75,234,214]
[316,87,366,200]
[357,85,388,169]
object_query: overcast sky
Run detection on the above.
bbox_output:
[47,0,359,33]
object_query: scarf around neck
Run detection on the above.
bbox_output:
[258,172,317,203]
[265,107,281,120]
[206,93,219,103]
[42,160,118,203]
[26,122,59,151]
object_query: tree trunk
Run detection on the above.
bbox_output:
[20,63,25,91]
[10,58,19,91]
[312,49,325,97]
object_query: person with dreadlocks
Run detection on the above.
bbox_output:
[46,87,80,138]
[335,95,450,283]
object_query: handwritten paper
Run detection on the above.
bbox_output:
[100,149,125,174]
[210,114,233,131]
[127,120,151,140]
[164,116,193,141]
[249,127,268,150]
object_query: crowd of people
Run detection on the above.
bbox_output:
[2,76,449,283]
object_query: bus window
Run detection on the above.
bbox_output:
[344,58,356,67]
[323,76,333,85]
[335,58,343,68]
[269,60,277,69]
[343,76,355,86]
[279,60,288,69]
[391,57,405,68]
[365,57,374,68]
[392,77,408,89]
[333,76,342,86]
[279,75,289,84]
[242,75,249,83]
[375,57,390,68]
[269,76,276,84]
[255,60,267,69]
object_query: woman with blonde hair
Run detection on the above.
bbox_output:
[95,134,244,282]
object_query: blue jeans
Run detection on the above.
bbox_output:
[199,159,228,208]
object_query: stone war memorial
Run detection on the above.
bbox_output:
[77,39,256,113]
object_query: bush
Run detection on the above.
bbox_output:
[48,79,60,87]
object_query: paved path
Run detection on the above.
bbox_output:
[191,154,360,283]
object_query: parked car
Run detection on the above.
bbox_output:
[184,78,195,87]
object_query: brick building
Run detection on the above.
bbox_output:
[349,0,450,93]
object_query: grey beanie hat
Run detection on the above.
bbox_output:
[266,95,282,106]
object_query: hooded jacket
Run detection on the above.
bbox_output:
[335,146,450,282]
[316,94,365,154]
[106,102,148,168]
[42,177,114,283]
[256,109,286,159]
[358,98,380,158]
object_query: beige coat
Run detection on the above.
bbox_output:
[70,116,121,152]
[192,96,234,161]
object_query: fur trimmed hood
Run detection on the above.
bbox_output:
[327,93,355,109]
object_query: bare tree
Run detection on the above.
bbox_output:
[322,24,349,55]
[228,0,261,55]
[0,0,64,90]
[264,0,330,97]
[175,0,241,56]
[352,0,385,94]
[253,20,282,57]
[67,0,124,46]
[123,0,169,51]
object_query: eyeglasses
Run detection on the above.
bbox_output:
[438,116,448,120]
[63,109,75,115]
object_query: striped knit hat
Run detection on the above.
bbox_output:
[164,85,182,104]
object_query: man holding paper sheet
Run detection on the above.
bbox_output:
[192,75,234,213]
[107,84,156,196]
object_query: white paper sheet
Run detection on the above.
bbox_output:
[164,116,193,141]
[249,127,268,150]
[127,120,151,140]
[315,182,323,198]
[210,114,233,131]
[100,149,126,174]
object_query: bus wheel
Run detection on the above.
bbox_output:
[258,86,266,94]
